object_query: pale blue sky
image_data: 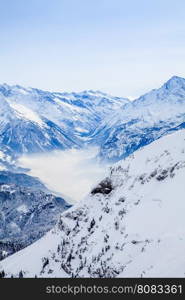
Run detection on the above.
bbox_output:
[0,0,185,98]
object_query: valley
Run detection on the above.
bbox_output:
[18,147,109,203]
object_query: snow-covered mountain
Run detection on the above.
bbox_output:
[0,84,128,157]
[1,129,184,277]
[0,148,15,171]
[1,76,185,165]
[0,172,71,261]
[94,76,185,161]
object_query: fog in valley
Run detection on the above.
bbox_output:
[18,147,109,203]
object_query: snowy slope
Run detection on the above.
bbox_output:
[1,129,185,277]
[95,76,185,161]
[0,94,81,156]
[0,175,71,261]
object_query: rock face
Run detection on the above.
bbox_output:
[1,129,184,278]
[0,172,71,261]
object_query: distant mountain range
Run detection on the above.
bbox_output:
[0,84,128,162]
[0,76,185,168]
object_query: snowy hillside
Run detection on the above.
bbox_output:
[0,148,15,171]
[0,174,71,261]
[95,76,185,161]
[1,129,185,277]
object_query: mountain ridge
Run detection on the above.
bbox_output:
[94,76,185,161]
[0,84,129,160]
[0,76,185,165]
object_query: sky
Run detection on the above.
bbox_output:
[0,0,185,98]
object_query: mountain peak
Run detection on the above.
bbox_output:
[163,75,185,90]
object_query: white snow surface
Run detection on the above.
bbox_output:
[7,102,44,127]
[16,204,28,214]
[0,129,185,278]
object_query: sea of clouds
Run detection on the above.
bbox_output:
[18,147,109,203]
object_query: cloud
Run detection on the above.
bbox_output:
[18,147,109,203]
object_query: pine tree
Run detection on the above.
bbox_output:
[19,270,24,278]
[0,270,5,278]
